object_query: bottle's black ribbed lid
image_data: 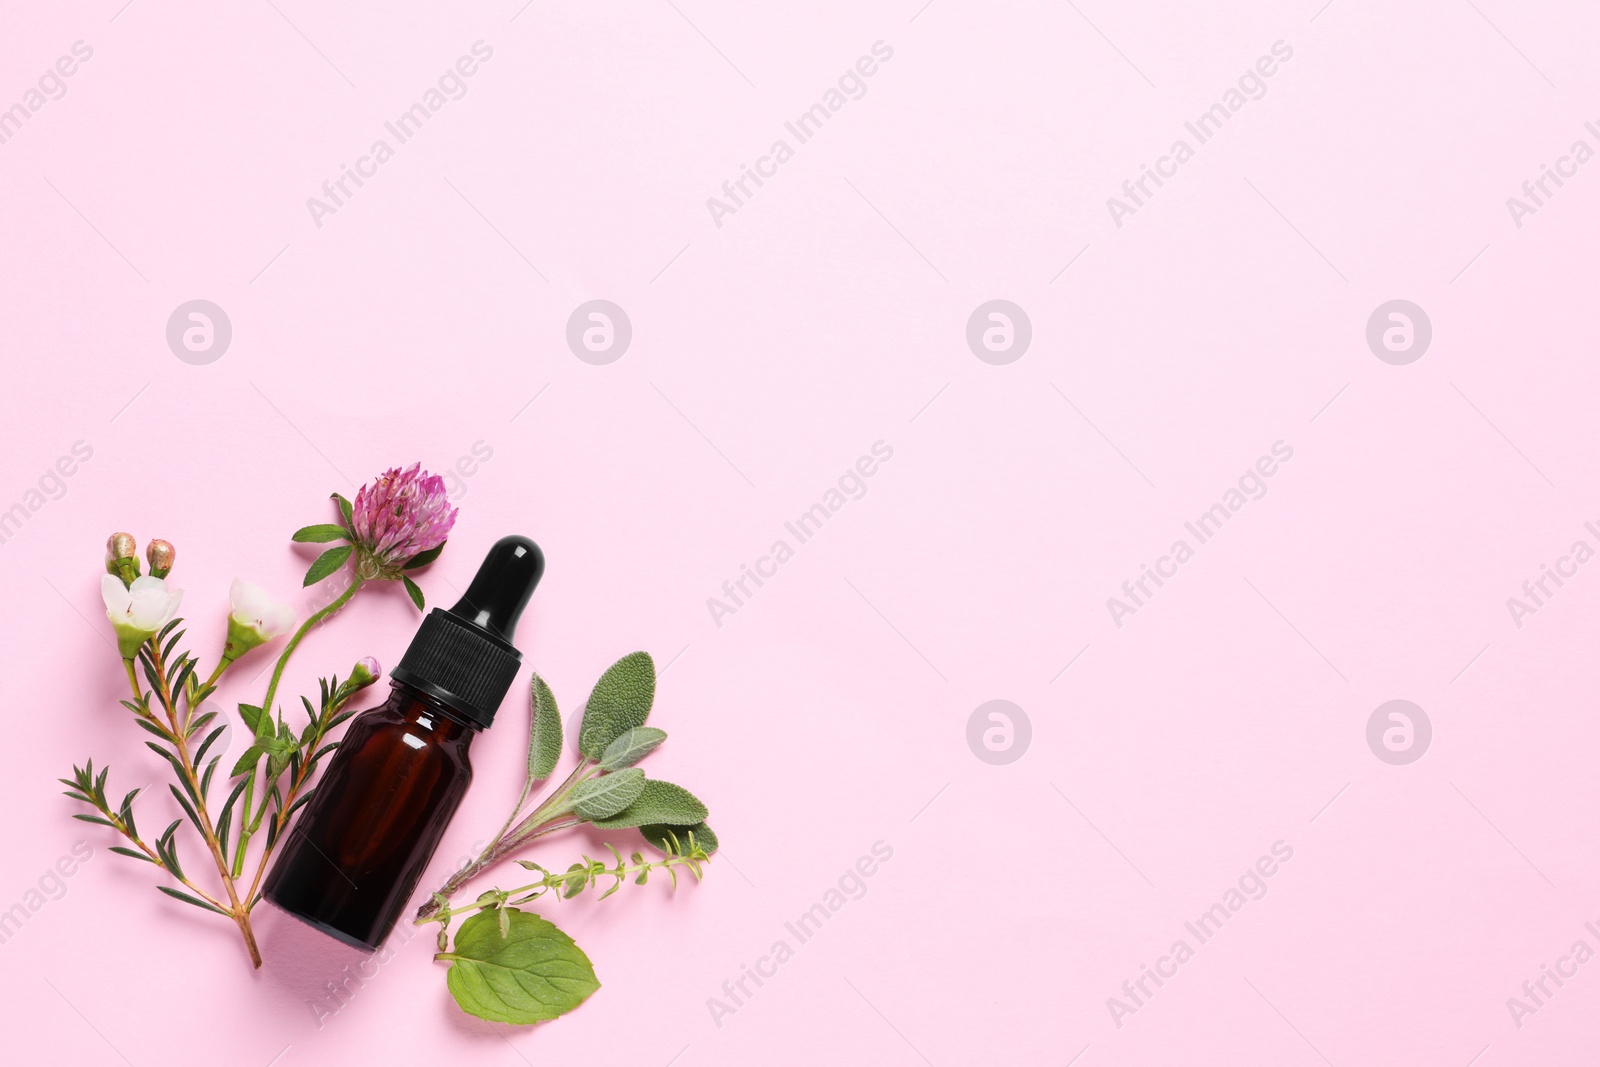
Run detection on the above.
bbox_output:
[389,535,543,728]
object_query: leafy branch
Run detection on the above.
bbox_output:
[412,651,716,1026]
[61,475,447,969]
[420,835,712,931]
[415,652,717,921]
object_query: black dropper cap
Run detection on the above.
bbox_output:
[389,535,544,728]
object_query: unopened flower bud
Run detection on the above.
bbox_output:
[349,656,381,690]
[107,532,136,561]
[146,539,176,578]
[105,532,140,584]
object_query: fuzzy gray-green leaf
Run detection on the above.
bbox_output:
[577,652,655,760]
[598,727,667,772]
[527,673,562,783]
[587,779,707,830]
[441,909,600,1025]
[570,769,646,820]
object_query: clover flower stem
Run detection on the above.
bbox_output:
[258,577,363,720]
[234,577,364,876]
[236,681,368,915]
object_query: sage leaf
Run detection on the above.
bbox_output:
[641,821,719,856]
[303,545,353,587]
[441,909,600,1025]
[587,779,707,830]
[577,652,655,759]
[598,727,667,772]
[527,674,562,782]
[291,523,348,543]
[570,769,646,820]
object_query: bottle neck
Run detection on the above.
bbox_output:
[387,680,482,739]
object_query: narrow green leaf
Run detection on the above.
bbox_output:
[441,909,600,1025]
[303,544,353,587]
[193,724,228,768]
[527,674,562,783]
[292,523,349,543]
[587,780,708,830]
[109,846,157,864]
[157,885,228,916]
[332,492,355,526]
[598,727,667,772]
[402,575,425,611]
[577,652,656,760]
[570,769,646,820]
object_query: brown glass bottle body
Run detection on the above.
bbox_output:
[263,681,476,950]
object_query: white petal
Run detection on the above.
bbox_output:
[230,578,268,617]
[264,603,297,636]
[101,573,132,615]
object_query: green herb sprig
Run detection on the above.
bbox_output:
[414,653,718,1025]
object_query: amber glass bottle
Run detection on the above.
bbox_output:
[264,535,543,950]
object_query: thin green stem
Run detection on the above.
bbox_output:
[419,849,706,925]
[233,576,362,876]
[259,577,362,718]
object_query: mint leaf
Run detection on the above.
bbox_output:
[587,779,707,830]
[291,524,348,543]
[441,909,600,1025]
[577,652,655,760]
[528,674,562,782]
[570,769,646,820]
[303,545,353,587]
[641,821,718,856]
[598,727,666,772]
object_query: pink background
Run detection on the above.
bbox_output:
[4,1,1600,1064]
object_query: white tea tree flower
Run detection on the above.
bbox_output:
[223,579,296,662]
[102,574,184,658]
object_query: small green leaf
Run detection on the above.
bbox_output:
[641,821,719,856]
[598,727,667,772]
[441,909,600,1025]
[588,780,708,830]
[577,652,656,760]
[157,885,228,916]
[402,575,425,611]
[237,704,264,733]
[303,545,353,587]
[229,744,262,779]
[291,523,349,543]
[570,769,646,820]
[109,846,157,864]
[333,492,355,526]
[403,542,446,570]
[528,674,562,783]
